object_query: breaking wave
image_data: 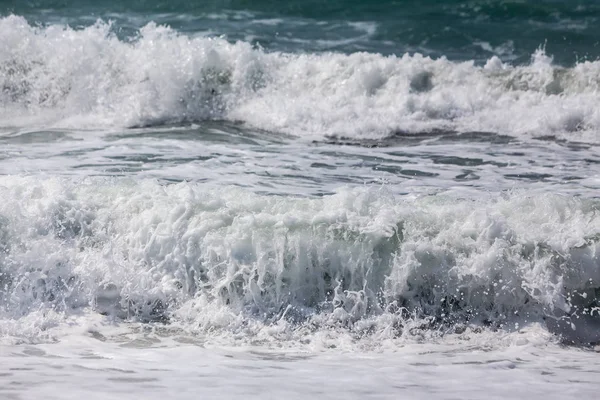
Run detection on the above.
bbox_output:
[2,16,600,142]
[0,177,599,344]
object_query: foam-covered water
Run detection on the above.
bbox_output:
[2,336,599,400]
[1,1,600,398]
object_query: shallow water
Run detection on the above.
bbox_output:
[1,333,600,400]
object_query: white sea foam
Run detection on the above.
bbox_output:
[0,176,599,345]
[1,16,600,142]
[3,335,600,400]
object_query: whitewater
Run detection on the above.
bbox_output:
[1,4,600,399]
[3,16,600,142]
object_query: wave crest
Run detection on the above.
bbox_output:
[2,16,600,142]
[0,177,599,344]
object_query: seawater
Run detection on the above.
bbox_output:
[1,1,600,399]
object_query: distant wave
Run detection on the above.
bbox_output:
[1,15,600,143]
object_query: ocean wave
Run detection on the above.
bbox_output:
[1,16,600,143]
[0,176,599,344]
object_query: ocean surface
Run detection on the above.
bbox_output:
[1,0,600,398]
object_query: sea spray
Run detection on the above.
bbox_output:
[2,16,600,142]
[1,177,599,343]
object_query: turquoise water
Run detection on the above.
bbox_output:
[4,0,600,64]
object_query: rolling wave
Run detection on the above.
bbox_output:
[1,177,599,344]
[1,16,600,143]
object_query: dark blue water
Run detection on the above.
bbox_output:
[3,0,600,65]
